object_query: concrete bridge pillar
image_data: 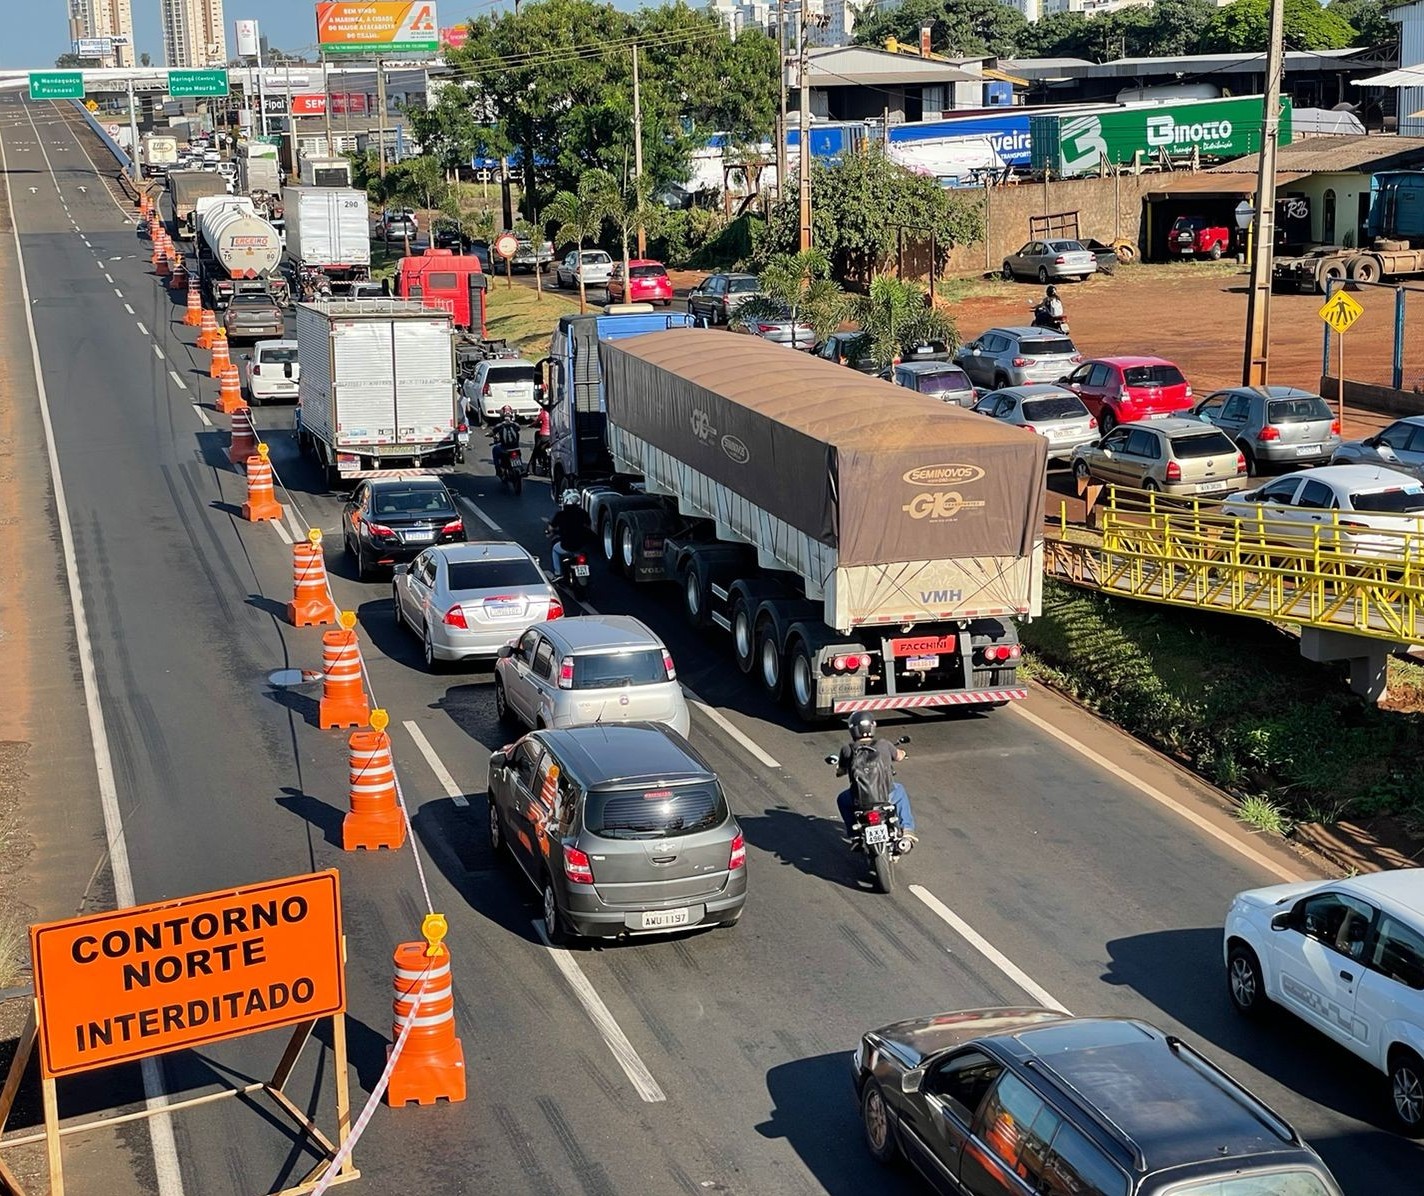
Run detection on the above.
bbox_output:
[1299,627,1402,704]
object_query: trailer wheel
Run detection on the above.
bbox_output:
[601,515,619,571]
[1347,255,1382,284]
[731,600,756,675]
[619,521,638,574]
[1317,261,1346,293]
[682,565,708,629]
[757,622,785,701]
[789,640,821,722]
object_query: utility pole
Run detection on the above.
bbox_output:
[632,44,645,257]
[1241,0,1285,385]
[322,56,334,157]
[126,77,140,185]
[376,57,388,177]
[255,36,268,139]
[776,0,787,203]
[797,16,818,251]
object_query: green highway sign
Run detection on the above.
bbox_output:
[29,72,84,101]
[168,70,229,98]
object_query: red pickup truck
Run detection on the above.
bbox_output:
[1169,216,1231,260]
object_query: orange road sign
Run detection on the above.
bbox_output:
[30,871,345,1078]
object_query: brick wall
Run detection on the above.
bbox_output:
[944,175,1160,276]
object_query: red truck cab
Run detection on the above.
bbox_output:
[395,249,488,334]
[1169,216,1232,260]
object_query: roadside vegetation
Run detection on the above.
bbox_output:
[483,283,582,357]
[1020,581,1424,834]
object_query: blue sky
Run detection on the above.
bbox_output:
[7,1,517,70]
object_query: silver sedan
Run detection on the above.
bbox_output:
[973,384,1099,462]
[1002,239,1098,284]
[393,542,562,670]
[744,314,816,350]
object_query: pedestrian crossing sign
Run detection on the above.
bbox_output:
[1318,291,1363,334]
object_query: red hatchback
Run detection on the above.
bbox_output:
[607,259,674,307]
[1059,355,1194,433]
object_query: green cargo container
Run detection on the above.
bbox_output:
[1029,96,1293,177]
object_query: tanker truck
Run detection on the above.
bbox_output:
[194,196,289,310]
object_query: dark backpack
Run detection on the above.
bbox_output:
[848,741,892,811]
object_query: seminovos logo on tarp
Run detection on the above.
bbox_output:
[902,463,986,521]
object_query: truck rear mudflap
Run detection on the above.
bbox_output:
[833,688,1027,713]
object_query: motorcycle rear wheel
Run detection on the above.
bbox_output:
[871,849,894,894]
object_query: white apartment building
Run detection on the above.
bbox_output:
[69,0,136,66]
[1039,0,1153,14]
[161,0,228,68]
[708,0,867,46]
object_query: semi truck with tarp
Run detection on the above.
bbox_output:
[541,318,1045,722]
[168,170,230,239]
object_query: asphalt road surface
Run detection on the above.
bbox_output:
[2,95,1420,1195]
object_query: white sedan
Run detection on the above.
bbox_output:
[243,339,299,405]
[1221,463,1424,560]
[1225,869,1424,1133]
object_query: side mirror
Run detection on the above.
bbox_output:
[900,1067,925,1096]
[1270,910,1293,931]
[393,564,409,576]
[496,644,514,660]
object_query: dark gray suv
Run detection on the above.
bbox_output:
[854,1007,1342,1196]
[487,723,747,943]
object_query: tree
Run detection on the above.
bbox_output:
[590,169,661,284]
[545,173,613,313]
[401,86,500,180]
[853,0,1027,57]
[852,275,958,368]
[1330,0,1395,45]
[54,53,98,68]
[734,249,847,349]
[139,52,152,67]
[1199,0,1355,52]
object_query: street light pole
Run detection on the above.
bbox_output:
[776,0,787,203]
[1241,0,1285,386]
[632,44,645,257]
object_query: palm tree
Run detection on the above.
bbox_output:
[733,249,847,350]
[852,274,958,370]
[591,171,659,286]
[544,171,614,314]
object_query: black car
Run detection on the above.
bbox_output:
[815,330,878,373]
[854,1007,1342,1196]
[342,477,465,580]
[432,223,491,268]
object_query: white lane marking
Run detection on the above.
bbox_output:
[285,508,307,544]
[2,106,187,1196]
[403,722,468,808]
[153,345,165,362]
[271,519,293,545]
[170,370,187,392]
[909,886,1070,1014]
[686,691,781,769]
[114,288,123,298]
[1009,705,1304,884]
[135,321,149,336]
[104,273,113,283]
[123,303,134,314]
[533,920,666,1103]
[457,495,503,534]
[191,404,210,427]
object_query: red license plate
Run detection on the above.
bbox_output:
[890,634,957,657]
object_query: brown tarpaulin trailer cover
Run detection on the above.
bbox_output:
[599,331,1047,569]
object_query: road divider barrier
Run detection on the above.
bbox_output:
[197,307,218,348]
[169,255,188,292]
[184,280,203,325]
[210,329,231,379]
[155,237,171,278]
[228,403,257,465]
[150,229,165,268]
[343,710,408,852]
[288,529,338,626]
[387,932,465,1107]
[217,362,244,415]
[319,611,372,730]
[241,443,284,524]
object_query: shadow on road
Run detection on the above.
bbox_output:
[736,806,870,892]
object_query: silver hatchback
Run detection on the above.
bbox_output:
[973,384,1098,462]
[393,542,561,669]
[494,614,691,738]
[1192,385,1341,474]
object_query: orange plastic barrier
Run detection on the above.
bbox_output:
[343,712,408,852]
[209,330,231,380]
[196,308,218,349]
[241,443,283,524]
[184,282,203,326]
[386,936,465,1107]
[288,530,338,627]
[227,403,258,466]
[216,363,244,415]
[319,613,370,730]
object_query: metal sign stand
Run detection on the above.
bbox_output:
[0,996,357,1195]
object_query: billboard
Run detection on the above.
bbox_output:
[234,19,259,56]
[316,2,439,55]
[75,37,113,58]
[440,24,468,50]
[291,93,328,115]
[30,871,345,1078]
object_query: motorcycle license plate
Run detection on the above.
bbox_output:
[905,655,938,672]
[863,825,890,846]
[572,565,590,578]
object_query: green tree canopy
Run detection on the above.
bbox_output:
[1328,0,1395,45]
[1198,0,1355,52]
[853,0,1028,57]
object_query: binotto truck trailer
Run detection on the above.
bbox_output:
[542,319,1045,722]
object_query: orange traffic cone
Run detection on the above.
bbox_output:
[228,403,258,464]
[319,612,370,730]
[288,529,338,626]
[184,282,203,326]
[156,241,171,277]
[169,257,188,290]
[150,234,164,268]
[196,308,218,349]
[241,443,284,524]
[343,711,407,852]
[386,919,465,1107]
[209,330,231,379]
[216,363,244,415]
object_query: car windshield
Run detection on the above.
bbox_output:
[1022,395,1088,420]
[1048,240,1084,253]
[571,648,669,688]
[1350,487,1424,514]
[370,488,456,517]
[260,347,298,364]
[1019,338,1075,357]
[584,783,728,839]
[1172,431,1237,458]
[486,366,535,384]
[915,369,973,395]
[629,264,667,278]
[1124,364,1186,387]
[1161,1169,1336,1195]
[727,277,760,293]
[1268,397,1332,423]
[447,559,541,590]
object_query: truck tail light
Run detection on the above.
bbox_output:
[728,832,746,871]
[1165,460,1182,481]
[831,654,863,673]
[979,644,1019,663]
[1257,426,1280,441]
[442,605,468,628]
[563,846,595,886]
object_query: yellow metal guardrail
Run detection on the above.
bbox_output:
[1044,488,1424,647]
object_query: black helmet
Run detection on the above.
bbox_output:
[501,405,515,419]
[1046,285,1058,297]
[847,711,876,741]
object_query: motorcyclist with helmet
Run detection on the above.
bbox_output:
[488,405,522,475]
[546,490,593,578]
[1033,285,1066,331]
[835,712,917,848]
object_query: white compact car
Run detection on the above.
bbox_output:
[244,339,300,405]
[1225,868,1424,1134]
[463,358,540,423]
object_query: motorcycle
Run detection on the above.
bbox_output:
[530,436,551,478]
[494,446,525,495]
[546,527,591,599]
[1030,303,1069,336]
[825,735,912,894]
